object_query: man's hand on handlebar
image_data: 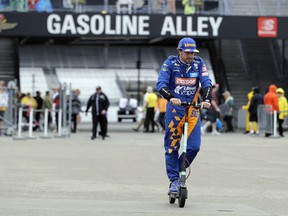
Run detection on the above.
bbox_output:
[170,98,210,110]
[201,101,211,109]
[170,98,181,106]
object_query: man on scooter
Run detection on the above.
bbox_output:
[157,37,212,193]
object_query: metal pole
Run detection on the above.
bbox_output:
[40,108,51,139]
[62,84,67,135]
[18,108,22,137]
[282,39,285,77]
[32,74,35,96]
[6,87,13,127]
[27,108,36,139]
[68,83,72,138]
[218,39,222,86]
[13,107,26,140]
[137,48,141,105]
[58,109,62,136]
[273,110,277,137]
[104,0,108,12]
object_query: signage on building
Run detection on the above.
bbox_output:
[0,14,17,32]
[46,14,223,37]
[0,13,287,39]
[257,17,278,38]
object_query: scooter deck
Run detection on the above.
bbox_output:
[168,191,178,199]
[168,186,188,199]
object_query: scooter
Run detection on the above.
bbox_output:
[168,101,201,208]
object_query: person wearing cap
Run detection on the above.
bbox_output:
[86,86,110,140]
[157,37,212,194]
[276,88,287,137]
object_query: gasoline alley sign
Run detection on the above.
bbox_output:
[0,12,287,39]
[47,14,223,37]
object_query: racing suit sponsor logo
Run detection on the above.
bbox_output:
[202,72,209,76]
[175,78,196,86]
[190,109,199,117]
[190,72,198,78]
[174,85,196,96]
[193,63,198,70]
[161,64,169,71]
[184,43,196,47]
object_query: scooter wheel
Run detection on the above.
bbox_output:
[178,187,187,208]
[169,196,176,204]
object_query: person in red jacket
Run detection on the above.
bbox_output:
[264,84,279,137]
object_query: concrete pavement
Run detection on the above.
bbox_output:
[0,122,287,216]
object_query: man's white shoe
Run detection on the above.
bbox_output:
[211,131,221,136]
[201,127,206,135]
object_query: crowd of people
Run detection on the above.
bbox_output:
[0,0,53,12]
[0,0,204,14]
[135,80,288,139]
[0,82,83,136]
[0,76,287,139]
[19,87,82,133]
[242,84,288,137]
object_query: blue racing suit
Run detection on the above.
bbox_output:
[157,55,212,181]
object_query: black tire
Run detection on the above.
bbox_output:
[118,118,121,122]
[178,187,187,208]
[133,118,136,122]
[169,196,176,204]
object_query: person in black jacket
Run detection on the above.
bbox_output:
[34,91,43,125]
[85,86,110,140]
[248,86,263,135]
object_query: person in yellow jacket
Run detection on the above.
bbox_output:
[21,92,38,122]
[144,86,158,133]
[276,88,288,137]
[182,0,203,14]
[242,89,257,133]
[21,92,38,108]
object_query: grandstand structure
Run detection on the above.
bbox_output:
[19,45,215,104]
[0,0,288,124]
[19,45,165,104]
[1,0,288,16]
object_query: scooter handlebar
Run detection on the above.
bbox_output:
[180,101,201,109]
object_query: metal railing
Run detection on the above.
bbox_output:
[0,82,18,136]
[1,0,287,15]
[0,0,222,15]
[257,104,288,137]
[0,81,74,139]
